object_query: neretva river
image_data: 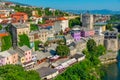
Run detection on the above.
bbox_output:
[103,62,120,80]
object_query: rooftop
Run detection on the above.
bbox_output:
[57,17,67,21]
[72,54,85,59]
[12,23,29,29]
[0,51,11,57]
[37,67,58,78]
[19,46,31,52]
[11,12,27,16]
[36,51,52,60]
[8,49,17,55]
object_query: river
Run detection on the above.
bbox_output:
[103,62,120,80]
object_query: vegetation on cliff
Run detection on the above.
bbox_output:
[0,65,40,80]
[55,39,106,80]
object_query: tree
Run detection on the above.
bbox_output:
[19,34,30,47]
[30,24,39,31]
[106,23,114,31]
[87,39,96,52]
[0,65,40,80]
[34,41,41,51]
[69,17,82,28]
[96,45,106,56]
[56,45,70,57]
[0,25,2,30]
[1,35,12,51]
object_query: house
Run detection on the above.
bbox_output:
[94,22,106,35]
[71,25,81,41]
[72,53,85,62]
[38,23,53,30]
[0,55,5,66]
[10,23,30,36]
[0,51,12,65]
[0,49,19,66]
[9,23,30,48]
[30,15,42,24]
[0,8,14,17]
[65,34,74,45]
[11,12,28,23]
[29,29,54,43]
[37,67,59,80]
[69,46,77,56]
[75,39,87,52]
[71,30,81,41]
[7,49,18,64]
[81,29,95,37]
[15,46,34,67]
[53,17,69,33]
[36,51,52,64]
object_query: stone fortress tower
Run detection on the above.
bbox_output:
[104,29,118,52]
[81,12,94,30]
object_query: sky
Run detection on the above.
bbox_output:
[9,0,120,10]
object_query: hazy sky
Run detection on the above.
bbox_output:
[9,0,120,10]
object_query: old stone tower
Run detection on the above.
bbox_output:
[104,30,118,52]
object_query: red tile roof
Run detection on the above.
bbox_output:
[57,17,67,21]
[0,20,9,24]
[0,32,9,37]
[11,12,27,16]
[38,23,53,28]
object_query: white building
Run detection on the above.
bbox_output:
[30,16,42,24]
[54,17,69,33]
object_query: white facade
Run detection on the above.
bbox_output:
[30,16,43,24]
[94,26,103,35]
[54,19,69,32]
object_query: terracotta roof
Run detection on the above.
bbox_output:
[38,23,53,28]
[0,20,9,24]
[11,12,27,16]
[0,32,9,37]
[57,17,67,21]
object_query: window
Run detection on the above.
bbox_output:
[26,58,28,60]
[7,57,9,60]
[22,59,24,61]
[14,56,15,58]
[26,53,27,55]
[29,57,31,59]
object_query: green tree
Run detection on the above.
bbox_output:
[1,35,12,51]
[87,39,96,52]
[106,23,114,31]
[0,25,2,30]
[69,17,82,28]
[56,45,70,57]
[96,45,106,56]
[0,65,40,80]
[30,24,39,31]
[19,34,30,47]
[34,41,41,51]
